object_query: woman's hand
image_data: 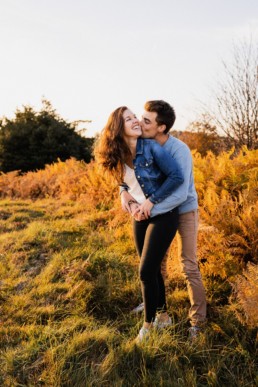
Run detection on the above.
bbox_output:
[136,199,154,219]
[120,191,136,212]
[131,203,145,221]
[130,202,140,216]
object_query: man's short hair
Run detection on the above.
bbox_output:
[144,100,176,134]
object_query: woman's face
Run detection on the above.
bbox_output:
[122,109,142,139]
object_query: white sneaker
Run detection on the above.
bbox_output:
[153,316,172,329]
[188,326,202,341]
[131,302,144,314]
[136,326,150,343]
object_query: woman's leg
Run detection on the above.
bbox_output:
[157,268,166,312]
[133,209,179,323]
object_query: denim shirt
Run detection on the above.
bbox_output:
[121,138,184,204]
[150,136,198,216]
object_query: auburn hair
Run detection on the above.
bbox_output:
[94,106,132,183]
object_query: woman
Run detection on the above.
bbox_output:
[94,106,183,342]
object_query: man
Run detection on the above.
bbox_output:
[121,100,206,338]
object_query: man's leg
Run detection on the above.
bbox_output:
[177,210,206,326]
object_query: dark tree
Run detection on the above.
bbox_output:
[0,100,94,173]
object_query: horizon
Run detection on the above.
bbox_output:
[0,0,257,137]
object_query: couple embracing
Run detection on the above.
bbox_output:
[95,100,206,342]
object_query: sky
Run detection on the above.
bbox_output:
[0,0,257,137]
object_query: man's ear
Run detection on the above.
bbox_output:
[157,124,166,133]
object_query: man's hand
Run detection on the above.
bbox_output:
[131,205,145,221]
[120,190,137,213]
[136,199,154,219]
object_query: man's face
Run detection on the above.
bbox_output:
[140,111,160,139]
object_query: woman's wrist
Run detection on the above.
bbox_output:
[128,199,138,209]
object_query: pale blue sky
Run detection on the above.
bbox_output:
[0,0,257,136]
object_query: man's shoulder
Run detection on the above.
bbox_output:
[165,135,190,153]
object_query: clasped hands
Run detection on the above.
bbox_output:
[121,191,154,220]
[129,199,154,220]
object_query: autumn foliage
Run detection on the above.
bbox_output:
[0,147,257,328]
[0,147,257,385]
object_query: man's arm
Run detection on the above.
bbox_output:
[151,144,193,216]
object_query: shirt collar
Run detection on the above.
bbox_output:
[136,138,144,155]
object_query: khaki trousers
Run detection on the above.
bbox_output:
[161,210,206,326]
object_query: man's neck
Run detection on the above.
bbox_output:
[154,132,169,146]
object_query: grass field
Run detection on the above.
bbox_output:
[0,197,256,386]
[0,148,257,386]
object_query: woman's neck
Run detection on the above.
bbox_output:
[124,137,137,160]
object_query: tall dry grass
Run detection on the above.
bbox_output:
[0,197,257,386]
[230,263,258,328]
[0,145,257,385]
[1,147,257,273]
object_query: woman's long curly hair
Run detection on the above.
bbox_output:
[94,106,132,183]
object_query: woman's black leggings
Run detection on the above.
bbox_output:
[133,209,179,323]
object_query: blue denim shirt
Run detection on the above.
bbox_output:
[150,136,198,216]
[121,138,184,204]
